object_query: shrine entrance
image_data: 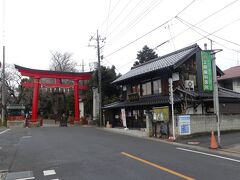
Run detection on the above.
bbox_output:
[15,65,92,126]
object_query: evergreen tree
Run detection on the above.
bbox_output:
[133,45,158,67]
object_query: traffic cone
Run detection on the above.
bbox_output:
[210,130,218,149]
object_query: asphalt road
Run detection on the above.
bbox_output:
[0,127,240,180]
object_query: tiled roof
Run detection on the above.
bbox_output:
[218,65,240,81]
[199,87,240,99]
[104,87,240,109]
[103,94,181,109]
[177,86,240,99]
[113,44,199,84]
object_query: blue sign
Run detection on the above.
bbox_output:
[178,115,191,135]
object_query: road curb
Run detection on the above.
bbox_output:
[99,127,240,159]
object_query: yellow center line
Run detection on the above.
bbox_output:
[121,152,195,180]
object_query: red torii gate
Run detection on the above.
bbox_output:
[15,65,92,125]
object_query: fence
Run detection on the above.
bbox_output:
[168,114,240,135]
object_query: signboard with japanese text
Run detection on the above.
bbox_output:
[153,106,169,122]
[178,115,191,135]
[201,51,213,91]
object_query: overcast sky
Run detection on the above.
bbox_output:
[0,0,240,74]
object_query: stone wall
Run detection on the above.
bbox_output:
[168,114,240,136]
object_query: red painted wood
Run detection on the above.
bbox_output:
[32,78,40,122]
[15,65,92,124]
[74,80,80,121]
[15,65,92,80]
[22,82,89,90]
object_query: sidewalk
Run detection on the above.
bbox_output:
[102,127,240,158]
[102,127,147,137]
[177,131,240,155]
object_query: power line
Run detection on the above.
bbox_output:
[106,0,145,39]
[98,0,121,30]
[103,57,121,74]
[107,0,164,44]
[117,7,240,71]
[105,19,171,58]
[121,0,164,36]
[105,0,196,58]
[117,41,169,70]
[105,0,112,37]
[170,0,239,44]
[105,0,132,36]
[191,17,240,45]
[90,0,121,39]
[176,16,240,47]
[175,16,239,54]
[175,0,196,17]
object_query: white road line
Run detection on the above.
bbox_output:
[43,170,56,176]
[51,179,59,180]
[15,177,35,180]
[0,129,10,135]
[177,147,240,163]
[21,136,32,139]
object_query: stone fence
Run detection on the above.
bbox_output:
[171,114,240,136]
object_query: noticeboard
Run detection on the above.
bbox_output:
[178,115,191,135]
[153,106,169,122]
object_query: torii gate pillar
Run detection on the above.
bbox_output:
[32,78,40,122]
[74,80,80,122]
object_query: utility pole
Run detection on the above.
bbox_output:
[79,59,85,72]
[1,46,6,125]
[89,30,105,127]
[97,30,102,127]
[1,0,6,125]
[210,40,222,146]
[169,78,175,140]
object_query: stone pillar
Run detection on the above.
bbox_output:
[31,78,40,122]
[146,111,153,137]
[74,80,80,122]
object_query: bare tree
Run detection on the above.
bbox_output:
[1,64,22,104]
[47,51,78,116]
[49,51,77,72]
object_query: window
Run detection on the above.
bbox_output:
[132,84,140,95]
[153,79,162,94]
[142,82,152,96]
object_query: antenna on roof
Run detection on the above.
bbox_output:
[237,50,240,66]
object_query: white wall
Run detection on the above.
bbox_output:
[80,102,84,118]
[173,114,240,135]
[233,79,240,93]
[185,104,203,115]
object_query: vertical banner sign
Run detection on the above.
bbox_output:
[121,108,127,128]
[201,51,213,91]
[178,115,191,135]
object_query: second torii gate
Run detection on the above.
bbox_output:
[15,65,92,125]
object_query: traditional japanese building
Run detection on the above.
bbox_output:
[218,65,240,93]
[103,44,240,130]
